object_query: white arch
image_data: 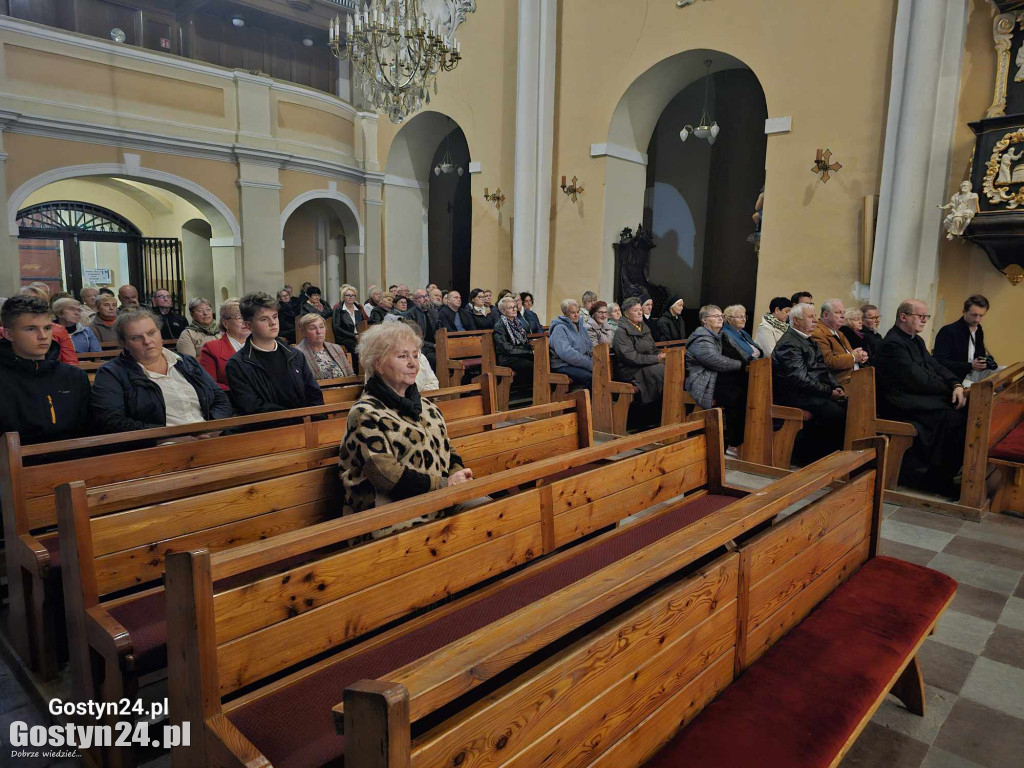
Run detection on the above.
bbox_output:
[279,188,364,247]
[8,163,241,245]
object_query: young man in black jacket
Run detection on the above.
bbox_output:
[226,291,324,414]
[0,296,92,444]
[932,294,997,382]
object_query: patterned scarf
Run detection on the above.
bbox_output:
[366,373,422,418]
[502,315,529,347]
[762,312,789,334]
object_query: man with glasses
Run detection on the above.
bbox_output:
[859,304,884,358]
[874,299,967,498]
[151,288,188,340]
[407,288,439,367]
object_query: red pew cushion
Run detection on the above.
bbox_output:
[226,493,737,768]
[643,556,956,768]
[106,591,167,676]
[990,421,1024,462]
[41,534,61,570]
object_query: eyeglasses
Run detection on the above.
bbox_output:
[904,313,931,321]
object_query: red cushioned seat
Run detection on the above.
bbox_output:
[643,556,956,768]
[990,421,1024,462]
[226,493,737,768]
[41,534,61,570]
[106,591,167,676]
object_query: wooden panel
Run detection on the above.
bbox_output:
[22,423,307,500]
[746,510,872,632]
[215,525,543,695]
[435,395,485,422]
[322,387,362,404]
[464,435,580,478]
[588,651,735,768]
[550,436,706,514]
[489,615,735,768]
[553,462,708,547]
[412,556,737,768]
[94,500,334,595]
[455,414,578,462]
[89,468,337,555]
[214,490,540,642]
[744,472,874,586]
[446,335,484,359]
[743,537,870,669]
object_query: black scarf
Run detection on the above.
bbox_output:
[366,373,423,418]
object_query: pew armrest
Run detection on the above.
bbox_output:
[17,532,51,571]
[771,405,807,422]
[206,714,272,768]
[609,381,635,396]
[874,419,917,437]
[85,605,134,661]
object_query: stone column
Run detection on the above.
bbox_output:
[870,0,969,331]
[512,0,557,321]
[326,231,342,306]
[237,162,284,292]
[364,180,384,292]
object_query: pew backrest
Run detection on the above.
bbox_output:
[960,360,1024,509]
[592,343,635,435]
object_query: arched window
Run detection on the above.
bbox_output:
[17,201,142,237]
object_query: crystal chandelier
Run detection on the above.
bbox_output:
[679,60,720,145]
[329,1,462,124]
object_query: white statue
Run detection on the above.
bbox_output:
[939,181,979,240]
[1016,42,1024,82]
[997,147,1023,185]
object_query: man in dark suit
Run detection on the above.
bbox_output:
[437,290,476,333]
[771,302,847,464]
[407,288,439,368]
[874,299,967,498]
[932,294,997,382]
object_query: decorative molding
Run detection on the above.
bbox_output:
[364,198,384,206]
[764,116,792,135]
[280,188,365,246]
[987,13,1017,118]
[344,245,366,254]
[7,162,242,245]
[422,0,478,44]
[271,80,360,119]
[237,180,283,190]
[590,142,648,166]
[384,174,429,190]
[210,238,235,247]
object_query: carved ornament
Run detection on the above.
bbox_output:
[982,129,1024,208]
[421,0,477,44]
[986,12,1020,118]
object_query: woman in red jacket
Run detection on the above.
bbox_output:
[199,299,249,390]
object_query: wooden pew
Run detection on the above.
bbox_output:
[531,333,572,406]
[961,361,1024,517]
[329,444,896,768]
[736,357,809,472]
[57,393,596,766]
[843,367,918,490]
[164,411,739,768]
[435,328,515,411]
[592,343,635,435]
[0,379,495,680]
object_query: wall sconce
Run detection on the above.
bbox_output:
[812,148,843,183]
[560,175,584,203]
[483,187,505,210]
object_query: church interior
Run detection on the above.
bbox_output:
[0,1,1023,767]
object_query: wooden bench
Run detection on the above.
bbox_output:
[531,333,572,406]
[164,410,740,767]
[964,361,1024,518]
[339,438,953,768]
[592,342,635,434]
[435,328,516,411]
[55,391,597,761]
[844,366,918,489]
[1,379,495,680]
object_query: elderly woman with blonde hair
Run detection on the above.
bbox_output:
[339,322,473,520]
[296,312,355,380]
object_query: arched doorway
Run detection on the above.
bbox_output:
[15,201,186,309]
[280,190,363,306]
[601,51,768,328]
[385,111,472,294]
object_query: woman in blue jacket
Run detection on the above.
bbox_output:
[548,299,593,386]
[92,308,233,433]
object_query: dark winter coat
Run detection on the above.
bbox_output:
[875,326,961,413]
[771,329,840,405]
[224,338,324,415]
[0,340,92,444]
[932,317,996,380]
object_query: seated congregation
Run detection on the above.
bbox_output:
[0,278,1018,768]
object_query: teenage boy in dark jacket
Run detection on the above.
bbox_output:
[226,292,324,414]
[0,296,92,444]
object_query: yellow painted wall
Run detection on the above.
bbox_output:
[935,0,1020,363]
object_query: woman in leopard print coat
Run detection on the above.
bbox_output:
[339,323,473,523]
